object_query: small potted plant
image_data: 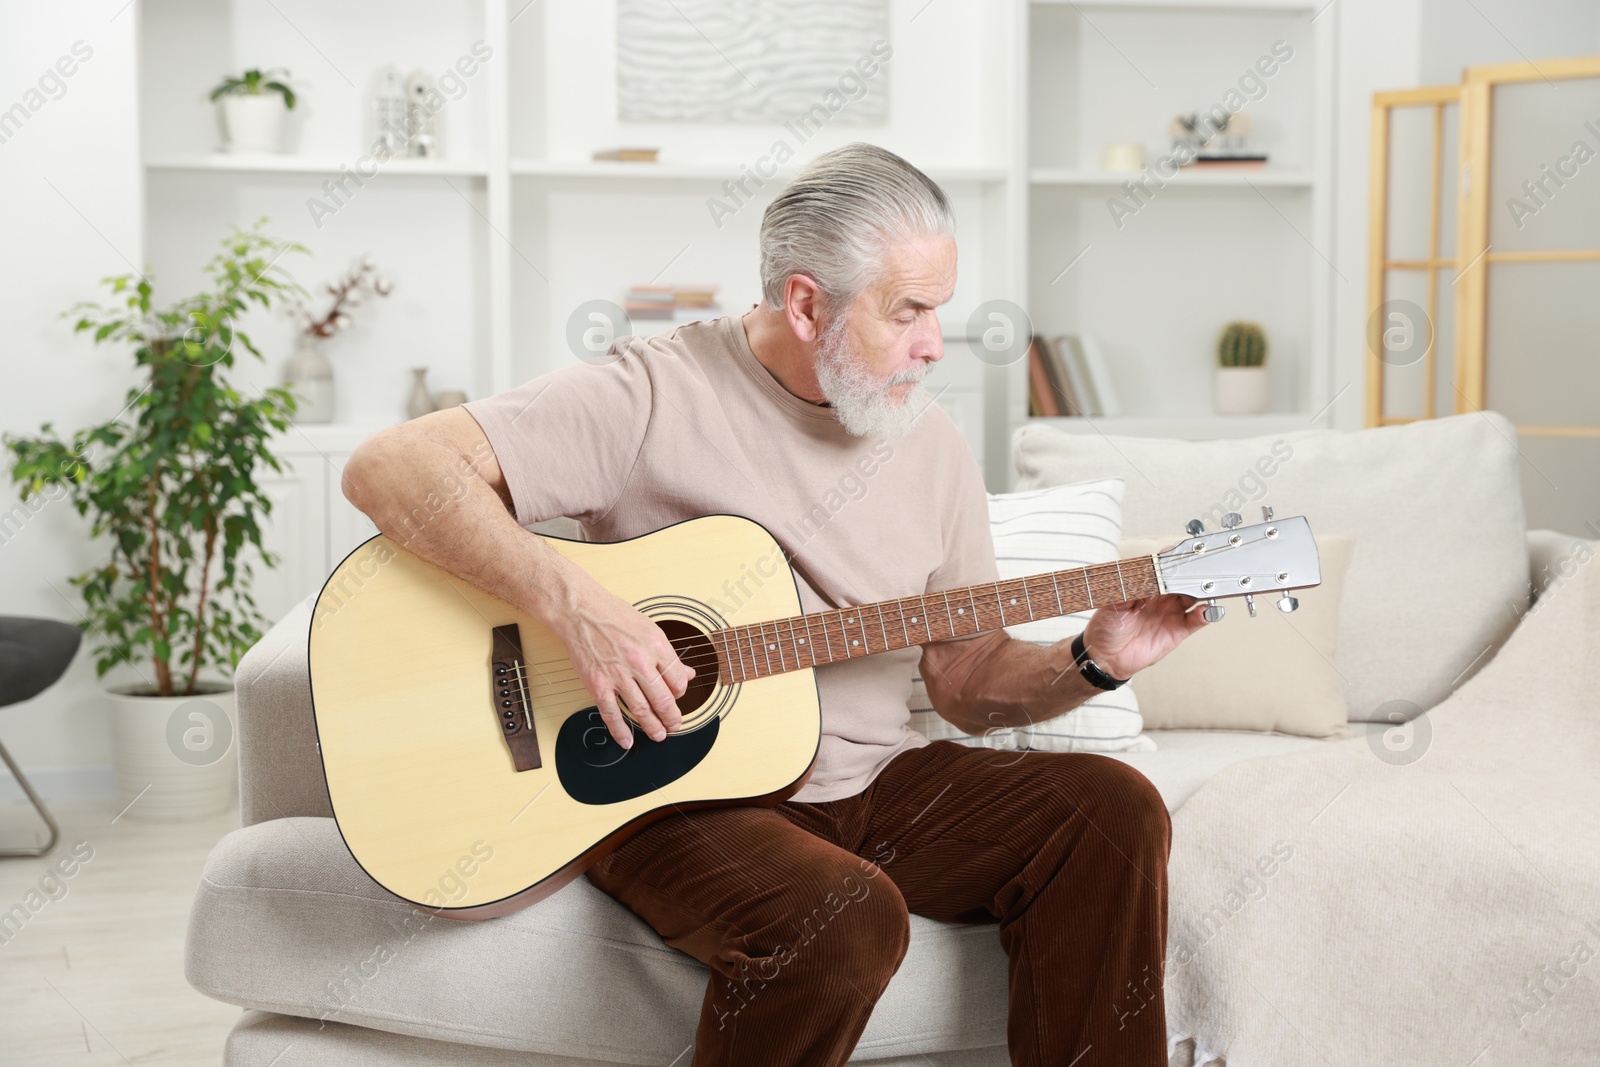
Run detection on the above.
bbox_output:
[210,68,297,153]
[5,221,308,820]
[283,257,395,424]
[1214,320,1269,415]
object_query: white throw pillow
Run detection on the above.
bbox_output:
[1012,412,1530,722]
[909,477,1156,753]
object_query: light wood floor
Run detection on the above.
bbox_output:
[0,798,242,1064]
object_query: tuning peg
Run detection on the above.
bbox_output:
[1262,505,1274,521]
[1244,593,1257,617]
[1203,599,1225,623]
[1186,519,1205,535]
[1276,594,1299,613]
[1221,512,1242,529]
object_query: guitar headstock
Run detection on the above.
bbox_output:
[1154,508,1320,621]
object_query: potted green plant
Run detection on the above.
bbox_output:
[1215,320,1269,415]
[210,68,297,153]
[4,221,309,820]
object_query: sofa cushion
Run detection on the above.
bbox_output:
[910,477,1154,754]
[1117,532,1355,738]
[187,818,1009,1063]
[1012,412,1530,721]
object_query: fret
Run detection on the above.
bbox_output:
[819,610,834,663]
[966,586,979,635]
[911,598,931,642]
[758,622,773,676]
[1022,577,1036,620]
[1083,567,1095,608]
[801,614,818,667]
[994,581,1007,626]
[898,600,910,646]
[734,629,750,683]
[1114,560,1127,600]
[1050,571,1064,616]
[844,609,862,656]
[784,615,802,668]
[941,591,954,640]
[876,604,889,653]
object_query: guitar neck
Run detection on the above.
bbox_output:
[711,554,1162,684]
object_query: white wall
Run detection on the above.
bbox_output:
[0,0,142,793]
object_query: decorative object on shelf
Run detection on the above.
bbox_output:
[287,257,394,424]
[1029,335,1120,418]
[1169,110,1266,170]
[372,65,409,157]
[3,221,308,820]
[210,68,297,153]
[1101,142,1146,173]
[407,368,436,420]
[404,69,439,157]
[617,0,889,124]
[593,147,660,163]
[434,389,468,409]
[623,283,722,324]
[1214,321,1270,415]
[283,337,336,424]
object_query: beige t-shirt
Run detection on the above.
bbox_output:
[462,310,998,803]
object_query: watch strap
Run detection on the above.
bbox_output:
[1071,633,1129,691]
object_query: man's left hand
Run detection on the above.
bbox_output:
[1079,592,1208,682]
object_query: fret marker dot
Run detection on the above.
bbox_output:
[851,639,859,646]
[768,644,776,651]
[798,638,805,644]
[910,617,918,623]
[1010,598,1017,604]
[847,617,854,623]
[958,608,965,614]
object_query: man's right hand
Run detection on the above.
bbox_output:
[556,568,696,749]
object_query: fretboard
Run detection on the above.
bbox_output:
[709,555,1162,684]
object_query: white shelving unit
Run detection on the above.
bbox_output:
[133,0,1336,612]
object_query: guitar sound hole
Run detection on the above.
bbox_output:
[656,618,717,718]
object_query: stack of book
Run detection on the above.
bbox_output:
[1027,334,1121,418]
[592,147,660,162]
[622,284,722,324]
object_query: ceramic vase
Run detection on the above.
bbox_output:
[407,368,436,420]
[284,336,336,423]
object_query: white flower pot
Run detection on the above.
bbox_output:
[1214,365,1269,415]
[218,94,287,154]
[105,682,237,820]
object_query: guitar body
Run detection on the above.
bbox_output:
[308,514,821,919]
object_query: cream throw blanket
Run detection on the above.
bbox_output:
[1164,551,1600,1066]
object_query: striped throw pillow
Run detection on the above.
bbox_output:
[909,477,1156,753]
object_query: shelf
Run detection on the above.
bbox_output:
[1026,413,1317,440]
[510,159,1009,184]
[1031,0,1315,10]
[144,154,489,178]
[1030,168,1314,188]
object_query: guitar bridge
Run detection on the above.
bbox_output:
[491,624,542,772]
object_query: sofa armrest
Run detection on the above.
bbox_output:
[1527,529,1597,608]
[235,594,331,827]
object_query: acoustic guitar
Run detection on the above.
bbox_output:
[308,509,1319,919]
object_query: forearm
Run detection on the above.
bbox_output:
[340,422,591,634]
[922,630,1105,737]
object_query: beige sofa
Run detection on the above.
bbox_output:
[186,412,1582,1065]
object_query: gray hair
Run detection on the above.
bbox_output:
[758,142,955,315]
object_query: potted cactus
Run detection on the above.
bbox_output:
[1214,321,1269,415]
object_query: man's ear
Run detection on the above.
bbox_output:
[781,273,827,345]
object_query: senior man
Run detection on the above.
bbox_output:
[343,142,1206,1067]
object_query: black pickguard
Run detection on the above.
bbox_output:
[555,706,719,805]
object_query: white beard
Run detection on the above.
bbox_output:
[813,313,933,440]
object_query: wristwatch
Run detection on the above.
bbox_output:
[1071,633,1129,691]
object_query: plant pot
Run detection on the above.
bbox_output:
[218,94,287,153]
[284,335,336,423]
[105,681,237,820]
[1214,365,1269,415]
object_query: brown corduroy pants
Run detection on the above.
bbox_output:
[585,738,1172,1067]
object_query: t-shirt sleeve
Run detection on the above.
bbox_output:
[461,345,653,528]
[925,435,999,632]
